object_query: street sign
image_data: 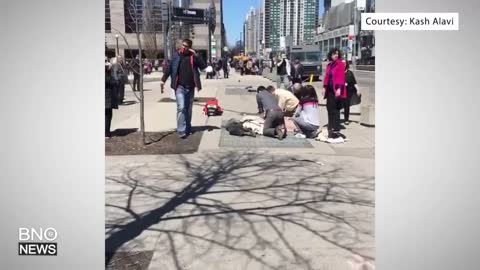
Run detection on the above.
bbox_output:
[172,7,205,22]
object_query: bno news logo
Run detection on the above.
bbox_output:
[18,228,58,256]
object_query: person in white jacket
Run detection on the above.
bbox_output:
[276,54,292,89]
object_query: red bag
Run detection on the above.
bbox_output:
[203,98,223,116]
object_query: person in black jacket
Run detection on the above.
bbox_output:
[132,56,141,91]
[160,39,207,138]
[343,60,361,125]
[222,57,229,78]
[105,63,118,138]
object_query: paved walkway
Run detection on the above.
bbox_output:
[106,70,375,270]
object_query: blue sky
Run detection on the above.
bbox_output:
[223,0,324,46]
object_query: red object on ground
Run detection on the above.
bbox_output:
[203,98,223,116]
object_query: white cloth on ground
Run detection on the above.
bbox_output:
[241,115,264,135]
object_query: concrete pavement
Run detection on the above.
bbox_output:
[106,70,375,270]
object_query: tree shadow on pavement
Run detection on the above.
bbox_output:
[105,151,375,269]
[112,128,138,137]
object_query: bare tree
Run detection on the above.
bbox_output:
[143,0,162,60]
[111,0,163,145]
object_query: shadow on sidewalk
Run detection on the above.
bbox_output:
[111,128,138,137]
[105,151,375,269]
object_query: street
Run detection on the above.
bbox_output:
[106,70,375,270]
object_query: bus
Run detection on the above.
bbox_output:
[288,45,323,80]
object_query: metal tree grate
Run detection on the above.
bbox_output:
[219,123,313,148]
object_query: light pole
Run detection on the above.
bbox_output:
[115,34,119,57]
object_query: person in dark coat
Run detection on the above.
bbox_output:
[160,38,207,138]
[111,56,125,105]
[292,58,305,80]
[105,63,118,138]
[343,60,361,125]
[222,57,229,78]
[132,56,141,91]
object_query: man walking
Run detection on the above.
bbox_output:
[160,39,207,139]
[276,54,292,89]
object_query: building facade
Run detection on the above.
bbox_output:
[314,0,375,63]
[105,0,224,60]
[262,0,319,52]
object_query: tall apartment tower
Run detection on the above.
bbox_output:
[263,0,319,50]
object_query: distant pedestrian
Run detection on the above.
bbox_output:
[343,60,361,125]
[132,56,141,91]
[105,61,118,138]
[239,60,244,75]
[215,59,222,79]
[160,38,207,138]
[293,58,304,80]
[110,56,125,104]
[222,57,229,78]
[256,86,287,140]
[276,54,292,89]
[322,48,346,139]
[206,62,214,79]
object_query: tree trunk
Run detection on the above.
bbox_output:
[137,33,146,145]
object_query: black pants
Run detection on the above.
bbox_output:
[344,90,354,121]
[115,81,125,104]
[263,110,285,138]
[240,68,244,76]
[223,69,229,78]
[326,87,343,136]
[105,108,113,136]
[133,75,140,91]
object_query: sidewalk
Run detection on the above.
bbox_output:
[106,70,375,270]
[113,71,374,156]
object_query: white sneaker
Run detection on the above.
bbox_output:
[295,133,306,139]
[327,137,345,144]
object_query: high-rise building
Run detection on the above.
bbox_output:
[262,0,319,51]
[244,7,259,55]
[315,0,375,64]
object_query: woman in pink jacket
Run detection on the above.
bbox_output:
[322,48,346,138]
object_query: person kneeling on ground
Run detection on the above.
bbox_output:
[293,85,320,139]
[256,86,286,140]
[273,86,299,117]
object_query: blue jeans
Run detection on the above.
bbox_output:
[175,85,195,135]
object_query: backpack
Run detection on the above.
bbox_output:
[203,98,223,117]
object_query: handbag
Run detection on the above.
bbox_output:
[350,92,362,106]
